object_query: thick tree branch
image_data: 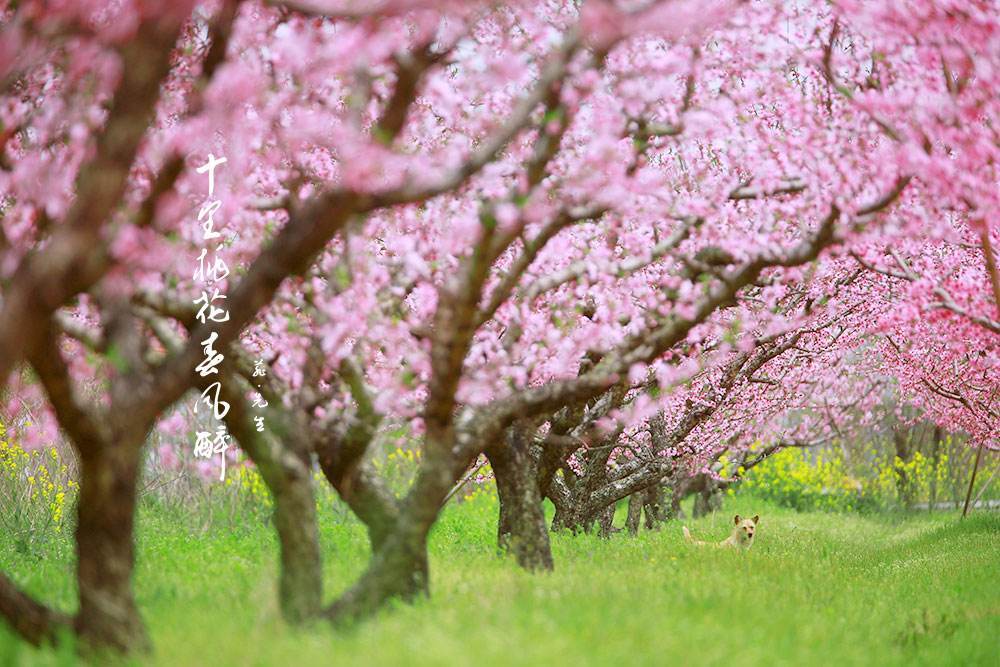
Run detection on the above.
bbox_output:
[0,574,72,647]
[144,36,580,425]
[0,13,189,388]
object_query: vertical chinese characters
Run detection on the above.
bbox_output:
[192,154,231,480]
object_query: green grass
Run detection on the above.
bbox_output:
[2,493,999,666]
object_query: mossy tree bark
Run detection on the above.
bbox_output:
[485,426,554,571]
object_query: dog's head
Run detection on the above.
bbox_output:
[732,514,759,547]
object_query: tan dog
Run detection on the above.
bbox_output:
[683,514,759,550]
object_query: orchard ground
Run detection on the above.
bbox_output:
[2,493,998,667]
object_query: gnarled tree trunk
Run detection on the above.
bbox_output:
[626,483,667,535]
[644,484,667,528]
[317,454,399,553]
[550,497,592,534]
[626,491,644,535]
[269,465,323,623]
[485,430,554,571]
[323,453,458,624]
[324,520,430,624]
[74,438,148,652]
[321,436,485,624]
[220,378,323,623]
[598,504,616,538]
[691,474,723,518]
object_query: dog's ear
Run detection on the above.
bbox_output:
[752,515,760,525]
[733,514,741,525]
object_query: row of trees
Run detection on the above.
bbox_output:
[0,0,997,655]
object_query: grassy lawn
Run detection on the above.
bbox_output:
[3,494,999,666]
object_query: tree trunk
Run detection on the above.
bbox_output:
[670,485,685,520]
[691,474,721,518]
[270,465,323,623]
[643,484,665,529]
[547,475,583,533]
[485,431,554,571]
[962,441,985,519]
[550,503,582,533]
[317,452,399,552]
[893,428,915,508]
[74,441,148,652]
[626,491,643,535]
[681,473,721,519]
[579,459,674,525]
[219,380,324,624]
[324,522,430,625]
[598,504,616,538]
[929,426,943,511]
[323,447,469,625]
[692,489,712,518]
